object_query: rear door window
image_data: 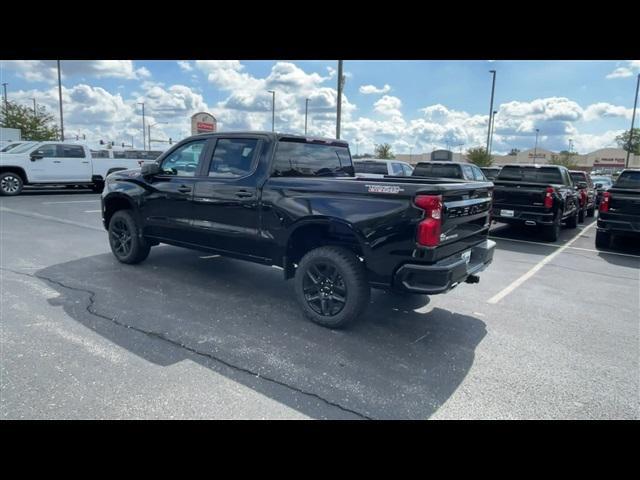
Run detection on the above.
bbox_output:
[390,163,404,176]
[59,145,86,158]
[208,138,259,178]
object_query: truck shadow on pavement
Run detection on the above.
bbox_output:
[37,247,487,420]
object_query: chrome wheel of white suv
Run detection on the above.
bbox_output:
[0,173,24,196]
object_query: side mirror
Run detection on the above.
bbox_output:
[577,181,588,189]
[30,152,44,161]
[141,162,161,176]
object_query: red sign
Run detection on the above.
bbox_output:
[197,122,215,132]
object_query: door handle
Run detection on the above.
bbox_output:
[177,185,192,193]
[235,190,253,198]
[53,160,61,163]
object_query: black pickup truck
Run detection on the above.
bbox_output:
[101,132,496,328]
[596,169,640,249]
[492,164,581,241]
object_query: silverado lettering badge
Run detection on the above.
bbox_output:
[365,184,404,194]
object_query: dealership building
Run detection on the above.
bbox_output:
[396,147,640,173]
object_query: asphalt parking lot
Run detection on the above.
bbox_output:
[1,188,639,419]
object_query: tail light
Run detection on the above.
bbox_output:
[415,195,442,247]
[599,191,611,213]
[580,189,587,206]
[544,186,554,209]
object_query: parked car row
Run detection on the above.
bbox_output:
[595,169,640,249]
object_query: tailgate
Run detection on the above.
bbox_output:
[609,188,640,217]
[493,181,547,208]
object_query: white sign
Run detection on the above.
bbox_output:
[190,112,217,135]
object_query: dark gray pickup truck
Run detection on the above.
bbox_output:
[596,169,640,249]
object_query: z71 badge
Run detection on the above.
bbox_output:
[365,184,404,194]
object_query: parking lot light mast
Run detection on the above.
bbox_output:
[489,110,497,155]
[626,74,640,168]
[148,121,168,148]
[2,82,8,111]
[137,102,146,150]
[533,128,540,162]
[304,98,310,135]
[336,60,344,139]
[57,60,64,141]
[30,98,37,117]
[267,91,275,132]
[486,70,497,154]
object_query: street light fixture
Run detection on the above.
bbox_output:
[267,90,276,132]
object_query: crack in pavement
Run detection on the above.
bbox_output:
[1,266,373,420]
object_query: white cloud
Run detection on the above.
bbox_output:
[606,60,640,79]
[177,61,193,72]
[584,102,633,121]
[0,60,152,83]
[359,84,391,95]
[374,95,402,117]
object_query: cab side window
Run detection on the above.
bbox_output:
[462,164,474,180]
[160,140,207,176]
[390,162,404,176]
[208,138,259,178]
[33,144,58,157]
[472,166,486,181]
[59,145,86,158]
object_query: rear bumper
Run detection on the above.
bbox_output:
[491,207,554,226]
[597,217,640,235]
[394,239,496,294]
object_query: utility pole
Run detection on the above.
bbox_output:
[486,70,496,154]
[2,83,7,111]
[31,98,37,117]
[138,102,146,150]
[533,128,540,162]
[626,74,640,168]
[267,90,275,132]
[57,60,65,141]
[304,98,310,135]
[336,60,344,139]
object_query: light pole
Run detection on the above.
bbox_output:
[30,98,37,117]
[304,98,310,135]
[137,102,146,150]
[2,82,7,111]
[267,90,275,132]
[57,60,64,141]
[489,110,497,155]
[626,74,639,168]
[486,70,497,154]
[148,121,168,148]
[533,128,540,162]
[336,60,344,139]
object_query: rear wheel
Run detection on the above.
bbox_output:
[578,207,585,223]
[595,230,611,249]
[108,210,151,264]
[294,246,370,329]
[543,211,561,242]
[91,181,104,193]
[0,172,24,196]
[566,207,579,229]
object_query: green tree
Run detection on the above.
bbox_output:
[374,143,395,159]
[0,100,60,141]
[466,147,493,167]
[554,151,579,169]
[615,128,640,155]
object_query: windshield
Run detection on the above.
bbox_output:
[497,166,563,184]
[591,177,612,187]
[412,163,462,179]
[614,170,640,188]
[354,161,388,174]
[2,142,37,154]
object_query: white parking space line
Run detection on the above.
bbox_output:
[42,200,100,204]
[200,255,221,259]
[84,210,101,213]
[0,206,104,232]
[487,222,597,305]
[489,235,640,259]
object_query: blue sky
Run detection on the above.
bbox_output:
[1,60,638,154]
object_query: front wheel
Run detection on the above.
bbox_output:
[0,172,24,196]
[294,246,370,329]
[108,210,151,264]
[578,207,585,224]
